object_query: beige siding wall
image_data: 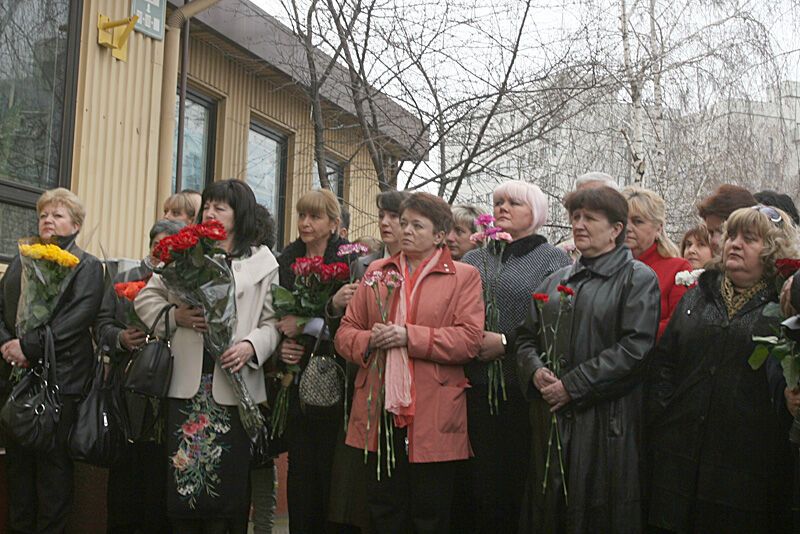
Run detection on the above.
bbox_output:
[71,0,380,260]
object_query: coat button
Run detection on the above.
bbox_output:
[686,309,691,315]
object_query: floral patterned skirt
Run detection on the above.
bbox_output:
[166,373,251,519]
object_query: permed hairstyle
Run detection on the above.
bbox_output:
[622,186,680,258]
[714,206,799,280]
[563,186,629,246]
[399,192,454,238]
[680,225,711,257]
[149,219,185,246]
[37,188,86,228]
[492,181,549,234]
[697,184,756,221]
[296,189,341,223]
[199,179,260,257]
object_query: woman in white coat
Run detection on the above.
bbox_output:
[136,179,280,534]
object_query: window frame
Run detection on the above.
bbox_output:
[172,88,217,194]
[247,120,288,249]
[0,0,84,262]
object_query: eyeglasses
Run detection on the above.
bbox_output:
[752,204,783,225]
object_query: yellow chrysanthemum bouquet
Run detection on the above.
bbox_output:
[16,239,81,344]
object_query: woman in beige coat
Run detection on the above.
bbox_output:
[136,179,280,534]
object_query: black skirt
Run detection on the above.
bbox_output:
[166,372,251,520]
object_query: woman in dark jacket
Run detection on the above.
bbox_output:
[647,205,798,534]
[515,186,660,534]
[459,181,570,533]
[94,218,184,534]
[0,188,104,533]
[277,188,358,533]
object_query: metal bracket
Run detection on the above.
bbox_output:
[97,14,139,62]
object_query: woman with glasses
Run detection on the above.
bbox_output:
[647,205,798,533]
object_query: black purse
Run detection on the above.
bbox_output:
[68,349,124,466]
[0,326,62,452]
[123,303,176,399]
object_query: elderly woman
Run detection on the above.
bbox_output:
[335,192,484,532]
[136,180,280,533]
[276,188,359,533]
[515,186,660,533]
[446,204,483,260]
[623,186,692,339]
[0,188,104,533]
[680,225,713,270]
[647,206,798,533]
[460,181,570,532]
[95,218,184,534]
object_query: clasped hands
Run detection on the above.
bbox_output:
[533,367,571,412]
[369,322,408,351]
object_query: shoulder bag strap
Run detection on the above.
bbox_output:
[146,303,177,339]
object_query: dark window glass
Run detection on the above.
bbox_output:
[172,91,216,193]
[246,122,287,245]
[313,158,344,198]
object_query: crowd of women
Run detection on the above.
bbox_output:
[2,172,800,534]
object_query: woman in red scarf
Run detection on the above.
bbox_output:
[335,193,484,533]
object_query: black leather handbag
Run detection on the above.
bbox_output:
[0,326,62,452]
[68,349,124,466]
[123,303,176,399]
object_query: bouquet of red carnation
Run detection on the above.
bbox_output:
[269,256,350,438]
[114,279,149,331]
[153,220,264,441]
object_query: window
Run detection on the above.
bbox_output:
[312,158,345,198]
[172,90,216,193]
[0,0,80,259]
[246,121,287,245]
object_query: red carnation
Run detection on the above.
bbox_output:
[171,230,199,252]
[319,264,336,283]
[776,259,800,278]
[194,220,227,241]
[533,293,550,303]
[557,284,575,297]
[331,262,350,282]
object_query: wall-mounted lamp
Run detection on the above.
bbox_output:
[97,14,139,62]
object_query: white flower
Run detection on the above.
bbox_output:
[675,269,704,287]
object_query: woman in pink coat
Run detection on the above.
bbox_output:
[335,192,484,533]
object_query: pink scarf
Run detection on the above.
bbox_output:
[384,248,442,427]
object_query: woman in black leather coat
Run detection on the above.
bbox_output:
[0,188,104,533]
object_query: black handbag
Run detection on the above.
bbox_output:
[68,350,124,466]
[0,326,62,452]
[123,303,176,399]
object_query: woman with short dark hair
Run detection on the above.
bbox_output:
[136,179,281,533]
[515,186,660,533]
[336,192,485,532]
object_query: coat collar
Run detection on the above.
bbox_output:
[567,244,632,281]
[381,247,456,276]
[698,268,776,317]
[233,245,278,282]
[637,242,661,264]
[493,233,547,262]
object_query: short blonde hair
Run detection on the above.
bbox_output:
[718,206,799,279]
[492,181,548,233]
[37,188,85,228]
[451,204,483,234]
[622,186,680,258]
[296,189,341,223]
[163,191,199,220]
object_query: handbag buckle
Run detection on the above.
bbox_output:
[34,403,46,415]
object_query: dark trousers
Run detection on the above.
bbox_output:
[452,386,530,534]
[107,440,170,534]
[6,396,78,534]
[366,428,458,534]
[171,518,247,534]
[286,407,341,534]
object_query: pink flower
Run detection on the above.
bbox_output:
[470,231,486,243]
[494,232,513,242]
[338,243,370,257]
[384,270,404,289]
[484,226,501,238]
[475,214,495,228]
[363,270,384,287]
[196,414,209,428]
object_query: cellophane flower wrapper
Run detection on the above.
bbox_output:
[13,237,81,381]
[156,251,265,443]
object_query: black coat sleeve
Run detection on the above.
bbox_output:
[514,289,546,401]
[561,264,660,409]
[94,281,123,355]
[19,256,105,365]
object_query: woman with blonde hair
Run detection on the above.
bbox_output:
[647,205,799,533]
[623,186,691,338]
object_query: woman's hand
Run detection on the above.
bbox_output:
[279,339,305,366]
[1,339,28,368]
[119,328,147,351]
[331,283,359,314]
[221,341,255,373]
[370,322,408,350]
[174,305,207,332]
[477,331,505,362]
[277,315,303,339]
[533,367,557,391]
[785,387,800,417]
[541,379,571,412]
